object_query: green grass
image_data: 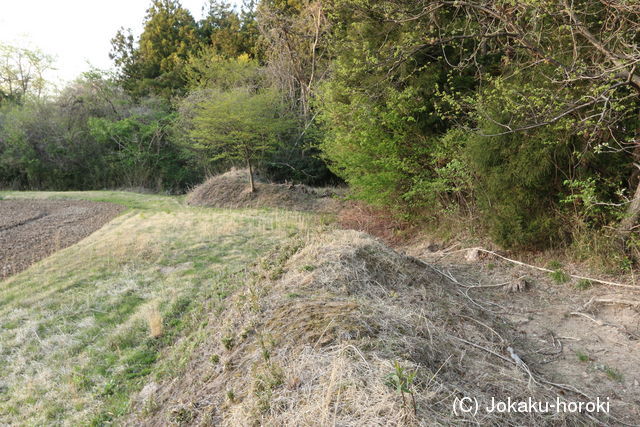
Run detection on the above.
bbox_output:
[547,260,563,270]
[549,269,570,284]
[575,279,592,290]
[0,190,183,211]
[0,191,323,425]
[599,365,624,382]
[576,350,589,362]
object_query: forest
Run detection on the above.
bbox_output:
[1,0,640,260]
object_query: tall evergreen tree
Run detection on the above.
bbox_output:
[111,0,200,98]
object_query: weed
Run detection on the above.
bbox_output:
[253,363,285,413]
[300,264,316,272]
[385,361,417,415]
[221,336,235,350]
[602,366,623,382]
[487,263,495,270]
[210,354,220,364]
[549,269,570,284]
[269,267,285,280]
[171,405,195,424]
[575,351,589,362]
[226,389,236,403]
[618,256,633,272]
[547,260,563,270]
[575,279,592,290]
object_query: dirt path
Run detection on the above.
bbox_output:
[409,245,640,424]
[0,199,123,278]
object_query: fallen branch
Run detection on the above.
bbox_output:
[449,334,593,400]
[569,311,640,339]
[471,248,640,290]
[570,311,605,326]
[582,297,640,310]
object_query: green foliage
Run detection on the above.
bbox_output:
[576,351,590,362]
[111,0,261,99]
[576,279,592,290]
[199,0,261,60]
[221,335,234,350]
[464,75,575,248]
[0,73,201,192]
[605,367,624,382]
[0,43,53,105]
[88,111,198,192]
[314,0,639,252]
[261,121,341,186]
[384,361,417,414]
[384,361,416,394]
[549,270,570,284]
[185,51,262,91]
[186,86,295,175]
[111,0,200,98]
[547,261,563,270]
[318,1,475,212]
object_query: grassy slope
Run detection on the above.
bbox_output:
[0,191,324,425]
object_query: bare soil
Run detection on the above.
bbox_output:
[0,199,123,278]
[407,244,640,424]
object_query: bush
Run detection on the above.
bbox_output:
[261,122,341,186]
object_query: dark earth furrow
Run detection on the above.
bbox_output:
[0,212,48,232]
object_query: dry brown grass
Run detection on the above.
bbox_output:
[147,305,164,338]
[185,168,343,212]
[128,230,596,426]
[337,201,411,245]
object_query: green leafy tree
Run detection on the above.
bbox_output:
[187,87,294,191]
[317,0,476,212]
[185,50,262,91]
[313,0,640,251]
[111,0,200,98]
[0,43,53,104]
[199,0,260,59]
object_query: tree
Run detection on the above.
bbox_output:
[186,87,294,191]
[258,0,330,120]
[0,43,53,104]
[185,50,263,91]
[379,0,640,242]
[317,0,476,212]
[110,0,200,98]
[198,0,261,59]
[314,0,640,250]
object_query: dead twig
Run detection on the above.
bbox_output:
[582,297,640,310]
[570,311,640,340]
[471,248,640,290]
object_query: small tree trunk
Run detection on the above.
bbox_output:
[247,158,255,193]
[619,177,640,238]
[617,107,640,243]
